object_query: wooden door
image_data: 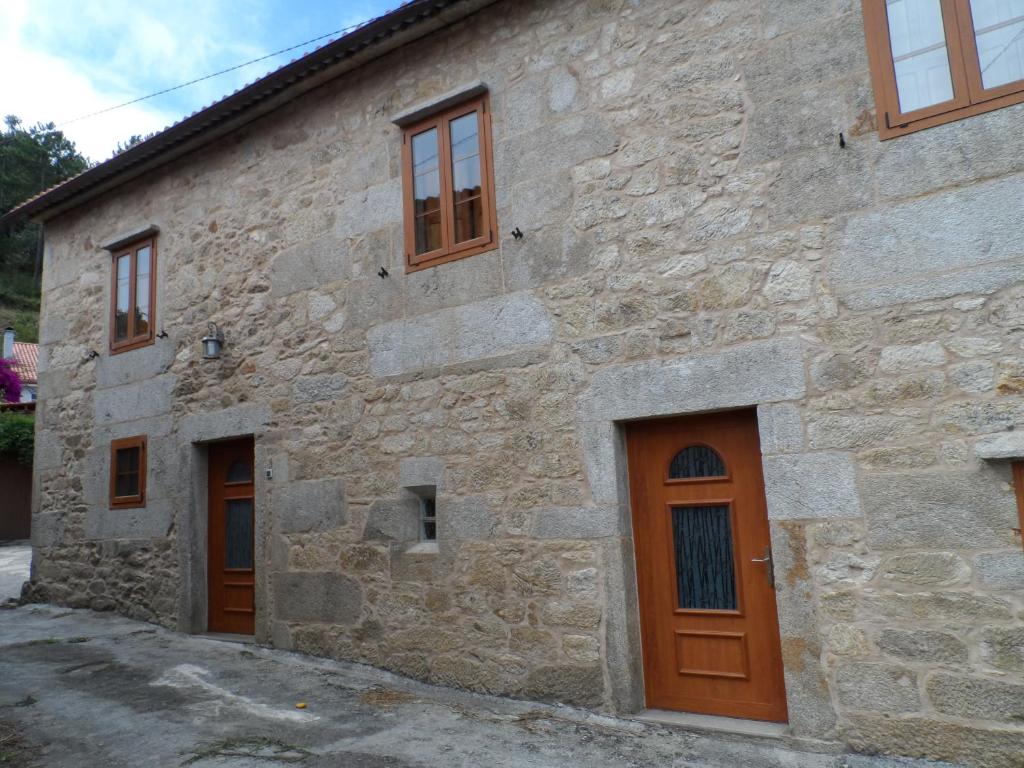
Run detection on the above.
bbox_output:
[208,438,255,635]
[626,410,787,722]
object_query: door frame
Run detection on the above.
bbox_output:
[574,340,838,737]
[625,410,789,722]
[176,412,271,642]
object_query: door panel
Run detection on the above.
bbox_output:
[626,410,787,722]
[208,438,255,635]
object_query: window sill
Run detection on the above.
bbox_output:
[405,541,439,555]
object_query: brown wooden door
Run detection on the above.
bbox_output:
[626,410,788,722]
[208,438,255,635]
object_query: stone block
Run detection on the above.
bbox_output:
[927,672,1024,724]
[743,11,868,96]
[860,590,1014,623]
[834,175,1024,309]
[862,470,1017,549]
[757,402,803,455]
[33,430,63,472]
[403,249,504,317]
[807,414,917,450]
[84,499,174,541]
[503,227,608,292]
[763,452,861,521]
[269,234,349,297]
[579,337,806,425]
[93,374,175,425]
[496,114,618,188]
[530,505,622,539]
[363,498,420,542]
[178,403,271,443]
[31,512,65,548]
[876,629,967,664]
[541,601,602,629]
[273,478,347,534]
[522,664,604,709]
[95,341,176,389]
[835,662,920,713]
[438,495,494,541]
[973,552,1024,589]
[877,102,1024,201]
[975,431,1024,460]
[272,572,362,624]
[842,713,1024,768]
[766,143,875,227]
[878,552,970,587]
[293,373,347,403]
[978,627,1024,673]
[366,292,554,378]
[399,457,444,490]
[878,343,946,373]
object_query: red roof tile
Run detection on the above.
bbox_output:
[10,342,38,385]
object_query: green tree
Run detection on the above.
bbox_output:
[0,115,89,340]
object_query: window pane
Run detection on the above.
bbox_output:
[453,199,484,244]
[415,210,443,255]
[970,0,1024,89]
[412,128,441,255]
[672,505,737,611]
[449,113,484,245]
[421,497,437,542]
[115,447,140,498]
[886,0,955,112]
[115,254,130,340]
[226,459,252,484]
[449,112,480,162]
[669,445,727,479]
[134,246,150,338]
[225,499,254,569]
[452,157,482,204]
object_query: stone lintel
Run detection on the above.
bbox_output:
[102,225,161,252]
[390,80,488,126]
[975,431,1024,460]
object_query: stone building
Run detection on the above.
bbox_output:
[5,1,1024,765]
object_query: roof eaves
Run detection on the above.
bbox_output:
[3,0,497,225]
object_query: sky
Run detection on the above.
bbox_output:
[0,0,398,163]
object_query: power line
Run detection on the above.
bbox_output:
[55,19,370,129]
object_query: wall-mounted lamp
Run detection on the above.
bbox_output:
[201,322,225,360]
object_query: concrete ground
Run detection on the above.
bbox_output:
[0,605,954,768]
[0,542,31,602]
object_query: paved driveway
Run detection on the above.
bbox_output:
[0,605,932,768]
[0,542,31,602]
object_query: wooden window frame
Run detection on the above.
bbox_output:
[1012,461,1024,549]
[110,236,157,354]
[863,0,1024,139]
[401,94,498,272]
[109,436,147,509]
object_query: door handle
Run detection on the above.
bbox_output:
[751,546,775,589]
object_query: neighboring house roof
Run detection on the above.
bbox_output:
[2,0,496,225]
[10,342,38,386]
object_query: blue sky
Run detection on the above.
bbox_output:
[0,0,398,162]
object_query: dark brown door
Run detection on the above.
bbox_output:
[208,438,255,635]
[626,410,787,722]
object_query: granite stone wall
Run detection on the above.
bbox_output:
[29,1,1024,764]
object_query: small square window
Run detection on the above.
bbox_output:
[420,496,437,542]
[110,436,147,508]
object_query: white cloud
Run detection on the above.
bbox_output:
[0,0,277,162]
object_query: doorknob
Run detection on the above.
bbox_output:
[751,546,775,589]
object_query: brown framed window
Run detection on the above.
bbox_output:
[401,94,498,271]
[110,237,156,352]
[1013,461,1024,549]
[864,0,1024,138]
[110,436,147,508]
